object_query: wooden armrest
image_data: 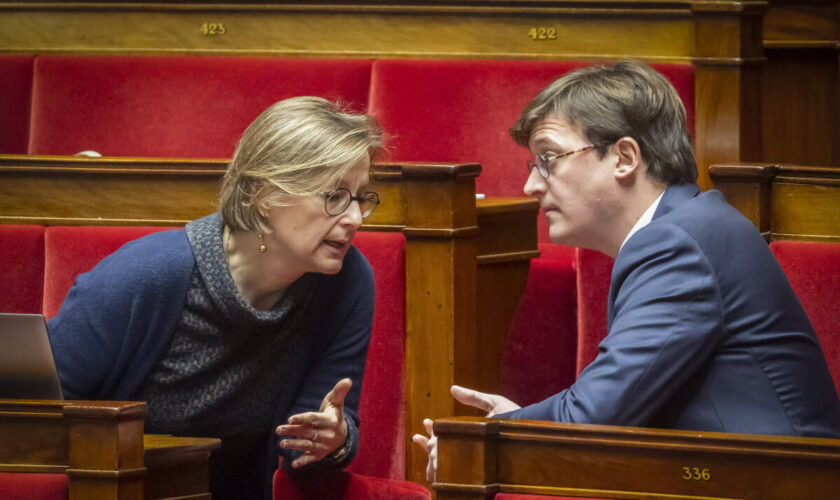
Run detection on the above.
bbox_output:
[0,399,219,500]
[433,416,840,500]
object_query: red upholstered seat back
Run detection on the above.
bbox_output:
[0,55,34,154]
[770,241,840,394]
[349,231,407,479]
[42,226,174,320]
[500,243,578,404]
[0,472,68,500]
[0,225,45,314]
[274,232,430,499]
[575,248,614,375]
[29,56,372,158]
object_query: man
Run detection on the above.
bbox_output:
[414,61,840,480]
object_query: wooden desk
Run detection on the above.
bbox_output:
[433,416,840,500]
[709,162,840,242]
[0,399,220,500]
[0,154,538,485]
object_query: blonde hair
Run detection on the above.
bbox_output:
[510,61,696,185]
[220,96,383,232]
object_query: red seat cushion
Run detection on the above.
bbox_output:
[273,467,430,500]
[29,56,372,158]
[42,226,174,320]
[350,231,407,479]
[0,55,34,154]
[501,243,578,405]
[369,59,694,243]
[0,472,68,500]
[769,241,840,394]
[0,225,45,314]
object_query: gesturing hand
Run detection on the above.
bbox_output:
[450,384,521,417]
[411,418,437,482]
[411,385,522,483]
[276,378,351,469]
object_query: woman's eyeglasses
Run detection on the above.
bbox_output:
[320,188,380,218]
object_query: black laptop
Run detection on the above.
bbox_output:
[0,313,64,399]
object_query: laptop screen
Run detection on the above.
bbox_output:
[0,313,64,399]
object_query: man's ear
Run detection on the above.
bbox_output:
[614,137,643,181]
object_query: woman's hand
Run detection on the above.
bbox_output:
[275,378,351,468]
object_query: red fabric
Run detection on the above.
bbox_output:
[350,232,407,479]
[0,225,45,314]
[0,55,34,154]
[29,56,372,158]
[0,472,68,500]
[501,243,578,405]
[574,248,614,376]
[273,467,430,500]
[42,226,174,320]
[770,241,840,394]
[369,59,694,243]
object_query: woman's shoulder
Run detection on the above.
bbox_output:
[85,228,194,288]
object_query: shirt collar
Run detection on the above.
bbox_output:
[619,191,665,253]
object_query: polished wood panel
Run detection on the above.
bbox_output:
[710,162,840,242]
[0,1,770,189]
[0,154,538,486]
[433,416,840,500]
[0,399,220,500]
[763,0,840,167]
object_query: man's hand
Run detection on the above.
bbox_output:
[411,418,437,482]
[451,384,521,417]
[412,385,522,482]
[276,378,351,468]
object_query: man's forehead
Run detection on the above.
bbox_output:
[529,112,583,144]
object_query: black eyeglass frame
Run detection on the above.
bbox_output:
[526,145,595,179]
[320,187,380,218]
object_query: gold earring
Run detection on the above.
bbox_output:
[258,233,267,254]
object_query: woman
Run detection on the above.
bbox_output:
[47,96,383,499]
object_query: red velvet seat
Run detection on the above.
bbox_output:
[29,56,372,158]
[500,243,578,405]
[0,224,45,314]
[770,241,840,394]
[0,54,34,154]
[42,226,174,320]
[574,249,614,375]
[274,231,430,499]
[0,472,68,500]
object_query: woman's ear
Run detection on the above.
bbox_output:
[614,136,643,180]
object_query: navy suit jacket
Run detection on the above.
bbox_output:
[501,183,840,438]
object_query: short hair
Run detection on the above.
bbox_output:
[220,96,383,232]
[510,61,697,185]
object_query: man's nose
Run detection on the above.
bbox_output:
[524,167,546,197]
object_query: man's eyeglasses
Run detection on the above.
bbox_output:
[526,145,595,179]
[320,188,380,218]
